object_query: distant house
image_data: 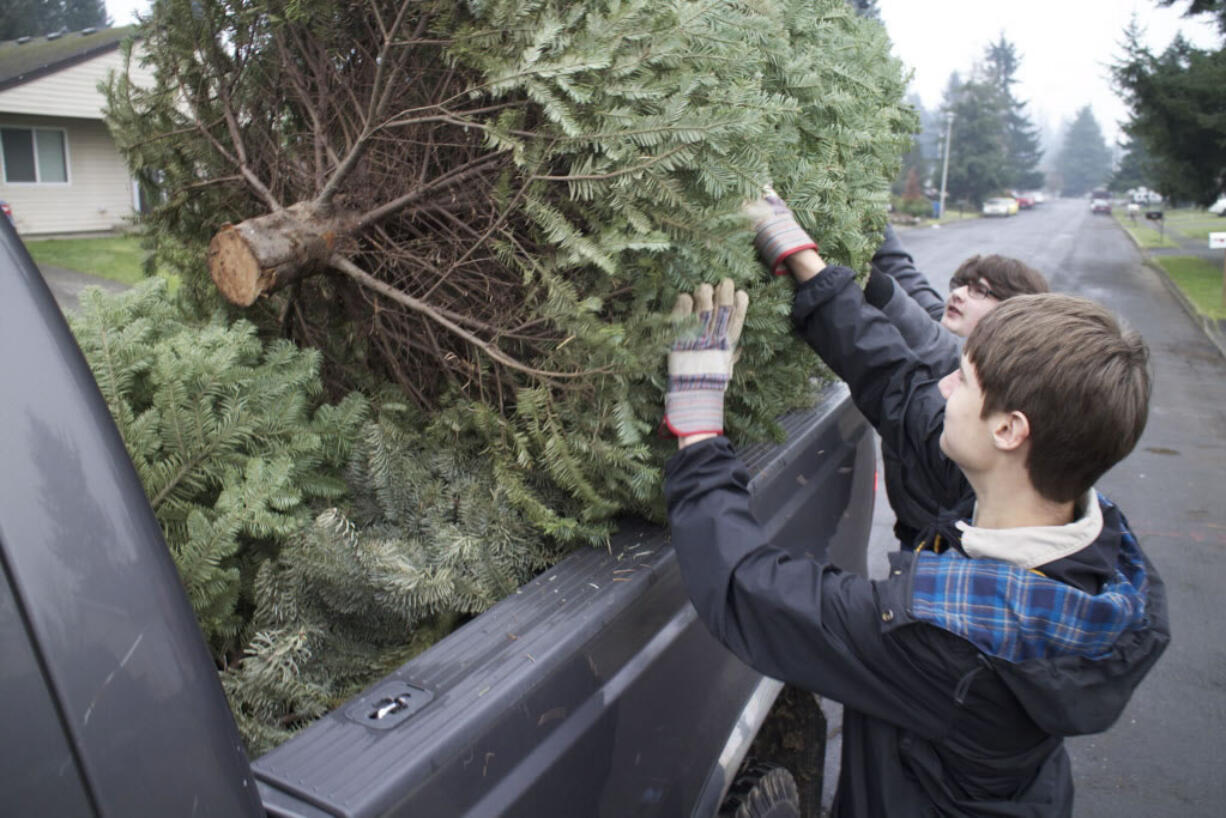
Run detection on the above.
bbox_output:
[0,26,154,236]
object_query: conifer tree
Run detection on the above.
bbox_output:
[942,77,1010,206]
[1056,106,1113,197]
[68,281,368,656]
[106,0,916,541]
[983,36,1045,191]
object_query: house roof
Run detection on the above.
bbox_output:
[0,26,135,93]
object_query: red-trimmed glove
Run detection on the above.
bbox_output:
[744,187,818,275]
[662,279,749,438]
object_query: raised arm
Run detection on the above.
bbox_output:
[871,224,945,320]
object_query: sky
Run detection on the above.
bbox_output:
[875,0,1222,153]
[105,0,1221,152]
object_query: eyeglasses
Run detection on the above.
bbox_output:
[949,276,997,301]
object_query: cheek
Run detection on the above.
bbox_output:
[964,300,997,330]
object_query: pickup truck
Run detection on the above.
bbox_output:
[0,218,875,817]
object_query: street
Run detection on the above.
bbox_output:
[855,199,1226,815]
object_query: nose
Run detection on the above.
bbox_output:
[938,370,957,400]
[948,285,966,304]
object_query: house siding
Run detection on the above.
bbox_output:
[0,48,155,119]
[0,113,136,235]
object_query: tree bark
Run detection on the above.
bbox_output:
[208,202,354,306]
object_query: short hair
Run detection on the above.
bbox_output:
[964,294,1151,503]
[953,255,1050,300]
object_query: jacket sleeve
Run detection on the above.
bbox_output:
[872,224,945,321]
[790,265,964,511]
[664,438,954,739]
[876,275,962,377]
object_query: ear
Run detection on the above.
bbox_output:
[990,410,1030,452]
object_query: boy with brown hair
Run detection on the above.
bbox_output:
[851,218,1051,547]
[659,207,1169,815]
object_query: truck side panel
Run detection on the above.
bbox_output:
[255,388,874,817]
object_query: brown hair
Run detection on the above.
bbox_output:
[952,255,1050,300]
[964,294,1151,503]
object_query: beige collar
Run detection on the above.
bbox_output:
[955,489,1102,570]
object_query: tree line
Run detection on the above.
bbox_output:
[895,35,1118,207]
[1112,0,1226,205]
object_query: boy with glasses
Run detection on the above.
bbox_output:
[843,214,1050,546]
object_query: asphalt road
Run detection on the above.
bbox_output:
[848,199,1226,816]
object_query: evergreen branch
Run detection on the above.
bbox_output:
[529,145,689,182]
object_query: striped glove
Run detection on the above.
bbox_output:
[744,187,818,276]
[663,278,749,438]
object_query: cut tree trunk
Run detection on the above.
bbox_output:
[208,202,355,306]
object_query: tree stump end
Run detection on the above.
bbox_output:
[209,224,263,307]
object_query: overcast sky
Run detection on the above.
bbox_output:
[875,0,1222,151]
[106,0,1221,150]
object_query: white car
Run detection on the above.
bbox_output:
[1209,196,1226,216]
[982,197,1012,217]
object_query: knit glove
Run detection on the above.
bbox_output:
[663,278,749,438]
[743,187,818,276]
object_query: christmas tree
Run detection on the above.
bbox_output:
[103,0,914,748]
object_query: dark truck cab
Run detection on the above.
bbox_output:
[0,219,874,817]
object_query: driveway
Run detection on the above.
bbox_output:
[36,262,129,313]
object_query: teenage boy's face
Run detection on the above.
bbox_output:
[941,280,999,337]
[938,355,994,472]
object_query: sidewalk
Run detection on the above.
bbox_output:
[1116,216,1226,359]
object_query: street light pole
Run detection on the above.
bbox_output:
[938,113,953,218]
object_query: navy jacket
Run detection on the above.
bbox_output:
[869,226,963,544]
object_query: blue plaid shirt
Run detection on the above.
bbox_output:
[910,498,1151,663]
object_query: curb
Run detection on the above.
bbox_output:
[1112,219,1226,361]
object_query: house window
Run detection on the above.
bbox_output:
[1,127,68,184]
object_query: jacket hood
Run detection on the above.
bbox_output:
[909,497,1171,736]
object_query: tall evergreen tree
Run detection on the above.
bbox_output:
[983,35,1045,190]
[1113,17,1226,204]
[1111,138,1159,193]
[941,76,1009,207]
[1055,106,1113,196]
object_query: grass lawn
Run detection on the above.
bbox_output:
[24,235,175,288]
[1156,255,1226,320]
[1115,216,1179,249]
[1162,208,1226,242]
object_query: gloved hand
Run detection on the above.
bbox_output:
[743,186,818,276]
[663,278,749,438]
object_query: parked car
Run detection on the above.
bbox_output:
[1209,196,1226,216]
[1090,190,1112,215]
[0,216,876,817]
[1012,192,1035,209]
[982,197,1013,217]
[0,200,12,227]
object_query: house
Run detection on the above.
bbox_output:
[0,26,154,236]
